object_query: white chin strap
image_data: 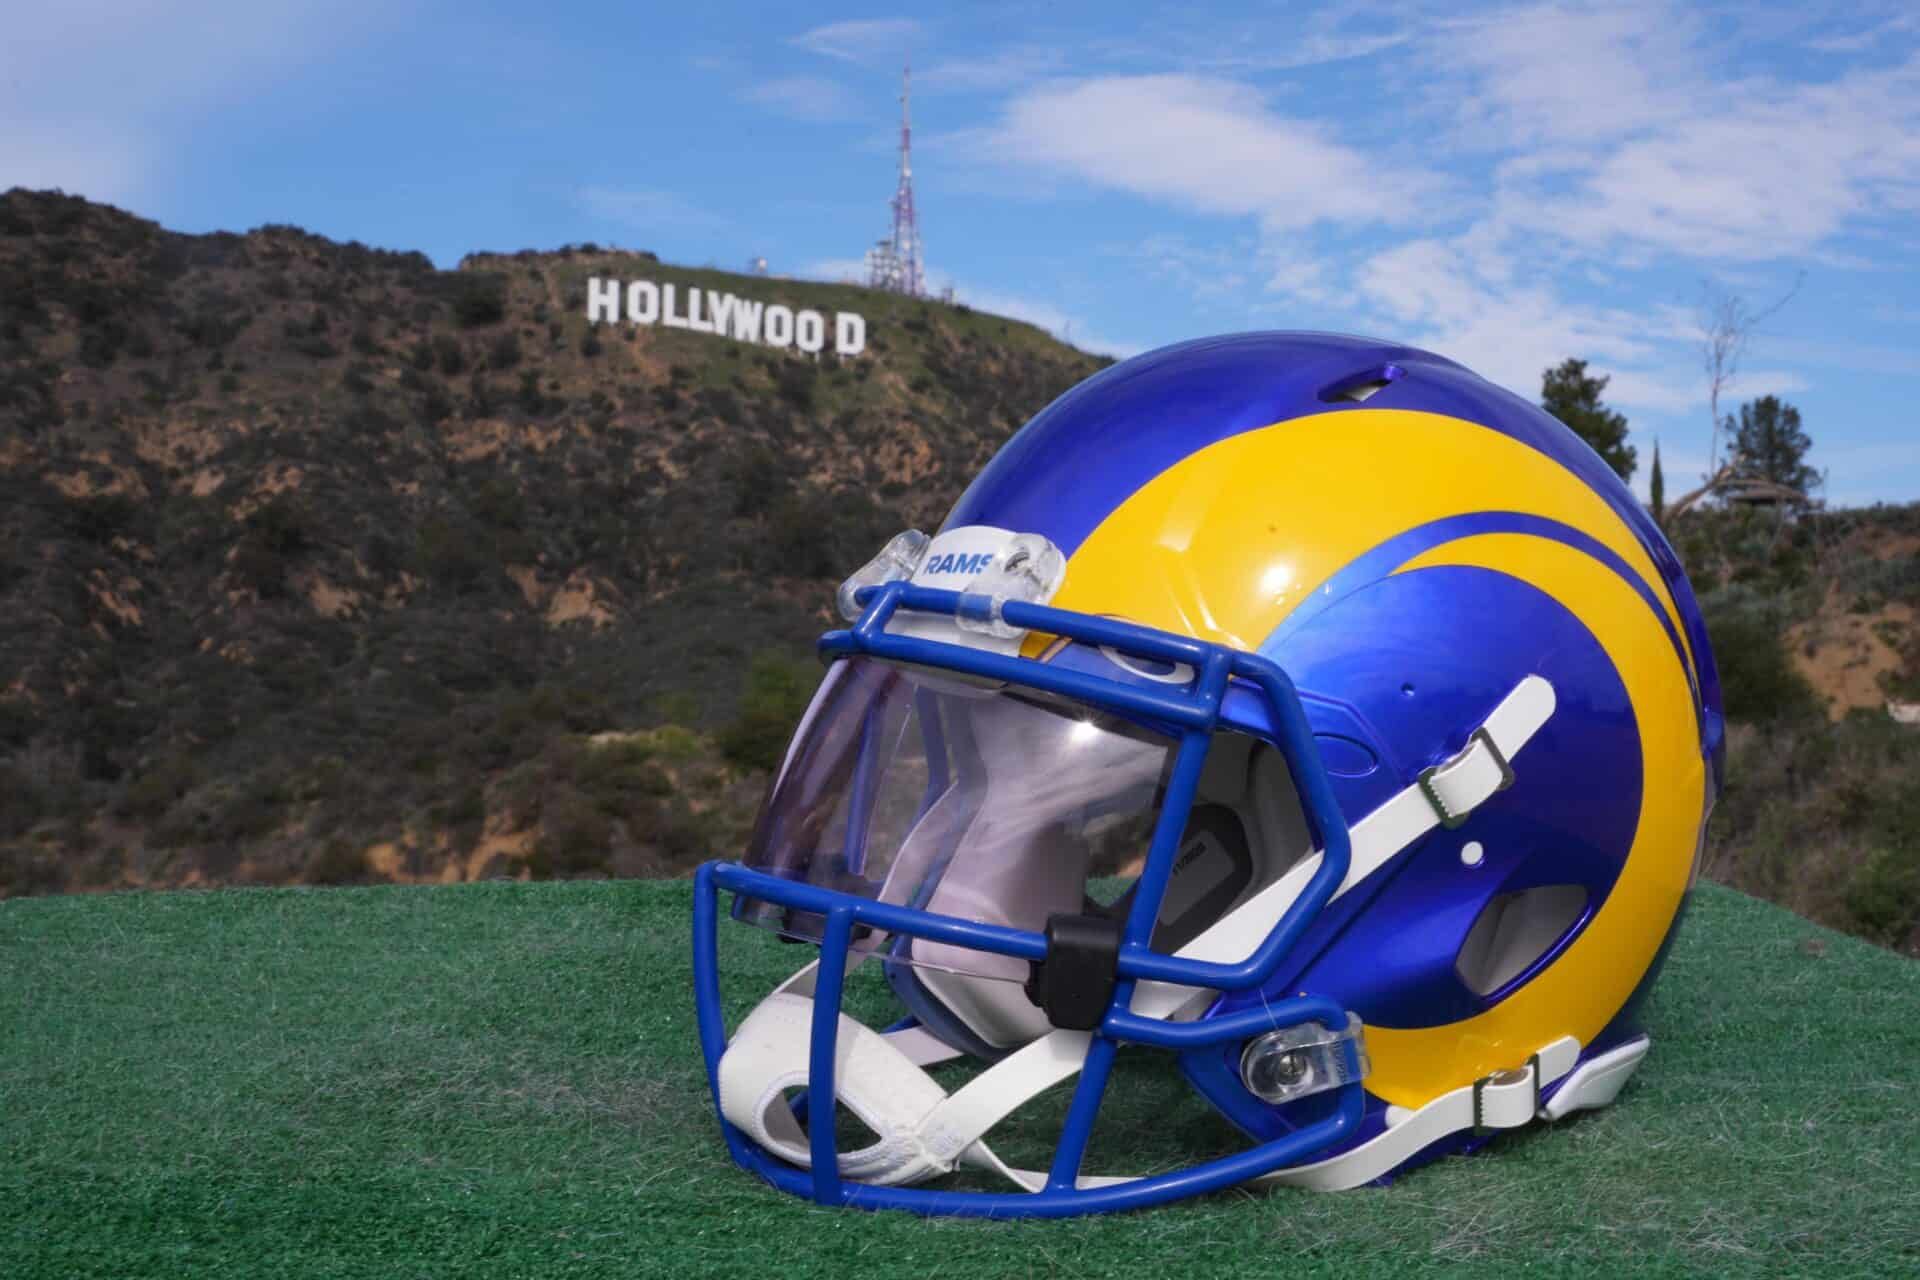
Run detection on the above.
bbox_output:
[717,675,1644,1193]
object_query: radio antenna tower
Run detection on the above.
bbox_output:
[865,64,926,297]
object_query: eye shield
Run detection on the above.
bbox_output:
[733,654,1175,980]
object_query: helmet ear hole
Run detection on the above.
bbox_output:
[1149,804,1254,953]
[1112,734,1318,960]
[1454,884,1590,997]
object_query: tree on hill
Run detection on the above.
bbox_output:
[1729,395,1818,495]
[1541,358,1636,481]
[1699,275,1800,474]
[1651,439,1666,524]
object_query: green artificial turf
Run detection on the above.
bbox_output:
[3,879,1916,1278]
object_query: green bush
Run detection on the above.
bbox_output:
[1708,713,1920,952]
[534,785,611,874]
[1846,843,1920,948]
[0,842,66,896]
[116,752,202,820]
[0,763,48,839]
[1703,598,1820,724]
[414,516,495,594]
[307,838,368,886]
[718,651,819,772]
[650,691,704,724]
[576,738,672,814]
[421,380,455,422]
[434,335,465,376]
[648,724,704,763]
[0,698,37,752]
[763,494,839,578]
[776,361,817,414]
[60,491,140,544]
[230,537,290,597]
[289,335,338,360]
[447,272,507,328]
[731,446,788,518]
[489,331,522,369]
[517,369,552,416]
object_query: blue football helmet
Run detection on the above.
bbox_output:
[692,332,1723,1216]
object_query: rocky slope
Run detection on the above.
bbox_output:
[0,189,1104,892]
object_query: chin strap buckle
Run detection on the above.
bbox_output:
[1471,1052,1544,1136]
[1419,726,1516,830]
[1024,913,1124,1031]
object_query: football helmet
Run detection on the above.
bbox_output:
[692,331,1722,1216]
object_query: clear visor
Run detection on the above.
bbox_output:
[735,656,1173,980]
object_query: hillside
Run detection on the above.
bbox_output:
[1665,505,1920,954]
[0,189,1106,893]
[2,878,1914,1277]
[1,190,1916,959]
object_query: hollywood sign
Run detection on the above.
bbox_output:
[585,277,867,357]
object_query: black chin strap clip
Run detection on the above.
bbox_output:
[1024,912,1125,1031]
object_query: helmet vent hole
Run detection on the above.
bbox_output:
[1319,363,1406,404]
[1454,884,1589,997]
[1400,682,1416,697]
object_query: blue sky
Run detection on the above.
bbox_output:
[8,1,1918,505]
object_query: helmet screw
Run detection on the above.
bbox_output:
[1241,1033,1320,1102]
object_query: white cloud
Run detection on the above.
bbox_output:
[1219,29,1412,72]
[1123,233,1263,301]
[1768,335,1920,377]
[1260,248,1333,306]
[955,284,1145,358]
[918,47,1065,93]
[1711,367,1813,401]
[1592,371,1703,415]
[797,259,1145,358]
[791,18,921,66]
[1502,89,1920,262]
[1089,4,1419,75]
[1174,1,1920,453]
[800,257,871,284]
[0,2,388,99]
[1431,5,1920,262]
[1808,13,1919,54]
[1,117,149,204]
[943,5,1914,479]
[575,186,723,231]
[1353,235,1698,409]
[744,75,858,122]
[1431,3,1698,148]
[975,75,1447,232]
[1,1,407,205]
